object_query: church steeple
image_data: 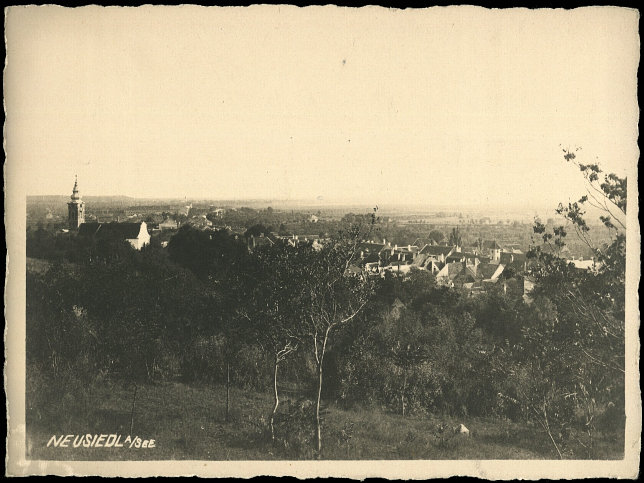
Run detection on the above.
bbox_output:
[67,175,85,229]
[70,175,80,201]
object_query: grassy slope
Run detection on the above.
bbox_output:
[27,381,624,461]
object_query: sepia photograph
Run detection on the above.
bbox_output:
[4,4,640,478]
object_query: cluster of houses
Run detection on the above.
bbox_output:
[355,238,532,297]
[354,237,601,301]
[242,232,529,299]
[64,178,598,302]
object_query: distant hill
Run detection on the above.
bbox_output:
[28,195,134,204]
[27,196,193,209]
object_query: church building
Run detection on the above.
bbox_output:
[69,176,150,250]
[78,222,151,250]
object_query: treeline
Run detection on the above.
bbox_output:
[26,157,626,458]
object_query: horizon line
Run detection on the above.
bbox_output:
[27,193,556,205]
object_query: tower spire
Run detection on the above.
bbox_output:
[71,175,81,200]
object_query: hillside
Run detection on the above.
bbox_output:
[27,380,623,461]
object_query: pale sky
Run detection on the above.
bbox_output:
[5,5,640,209]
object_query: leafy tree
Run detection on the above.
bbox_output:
[167,226,256,421]
[513,149,627,457]
[246,244,308,441]
[428,230,445,244]
[466,290,522,344]
[168,226,248,283]
[448,227,462,247]
[208,257,256,422]
[379,309,430,416]
[476,235,483,251]
[167,225,213,279]
[26,226,56,259]
[26,265,97,380]
[403,269,437,306]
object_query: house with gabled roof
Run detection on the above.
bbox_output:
[394,244,420,260]
[357,241,386,262]
[247,233,277,250]
[445,252,464,264]
[436,262,466,287]
[452,265,478,286]
[78,221,151,250]
[500,251,527,272]
[419,244,456,263]
[446,251,479,266]
[412,238,434,248]
[159,218,179,230]
[477,262,505,282]
[425,259,444,275]
[482,240,502,262]
[411,253,444,275]
[380,244,418,266]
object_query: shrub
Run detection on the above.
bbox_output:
[272,398,317,459]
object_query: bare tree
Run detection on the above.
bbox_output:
[299,215,376,457]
